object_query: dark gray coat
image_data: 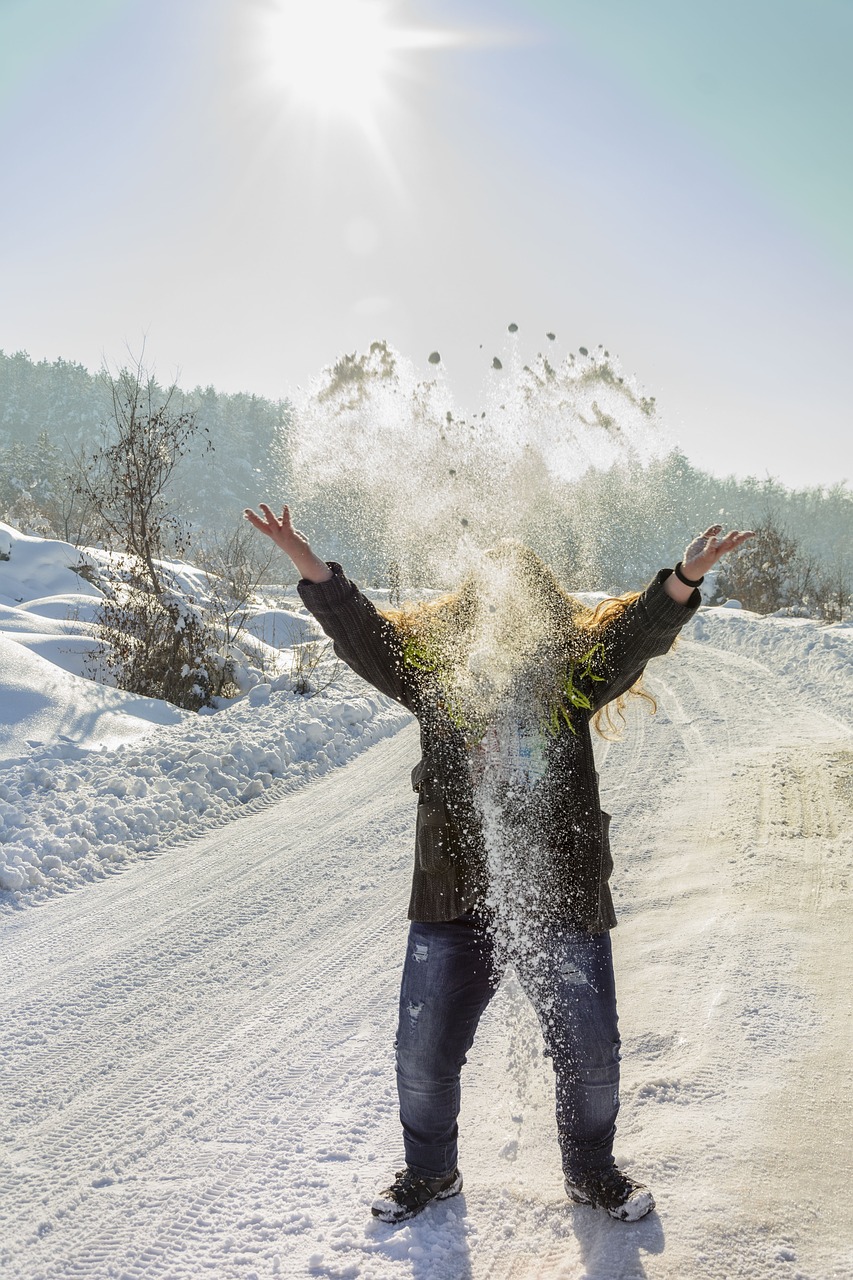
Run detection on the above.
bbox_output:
[298,564,699,930]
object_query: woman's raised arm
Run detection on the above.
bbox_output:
[244,503,333,584]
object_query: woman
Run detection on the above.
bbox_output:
[245,503,752,1224]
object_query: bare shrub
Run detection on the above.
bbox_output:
[289,639,342,696]
[713,514,843,619]
[196,525,277,654]
[91,562,224,709]
[78,361,222,709]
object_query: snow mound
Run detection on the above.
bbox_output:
[242,606,320,647]
[0,522,100,604]
[16,593,103,623]
[0,635,185,764]
[2,632,108,679]
[689,607,853,731]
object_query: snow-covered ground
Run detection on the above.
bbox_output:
[1,524,852,1279]
[0,523,409,899]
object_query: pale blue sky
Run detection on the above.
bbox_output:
[1,0,851,488]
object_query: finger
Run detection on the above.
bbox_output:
[727,532,754,552]
[702,525,723,538]
[713,530,755,559]
[258,502,281,527]
[244,508,281,538]
[715,530,739,549]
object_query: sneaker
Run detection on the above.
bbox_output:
[371,1166,463,1223]
[565,1167,655,1222]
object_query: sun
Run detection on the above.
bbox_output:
[256,0,412,127]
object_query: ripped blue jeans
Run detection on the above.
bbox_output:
[395,915,620,1182]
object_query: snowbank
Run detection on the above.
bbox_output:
[241,606,318,647]
[0,635,184,760]
[0,522,99,604]
[688,607,853,731]
[0,523,410,906]
[0,679,409,899]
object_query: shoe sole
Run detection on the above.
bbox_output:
[371,1171,464,1223]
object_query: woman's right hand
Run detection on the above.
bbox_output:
[243,503,333,583]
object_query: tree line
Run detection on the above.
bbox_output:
[0,349,291,545]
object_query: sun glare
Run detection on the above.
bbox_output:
[258,0,409,125]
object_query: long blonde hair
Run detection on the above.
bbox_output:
[380,543,656,739]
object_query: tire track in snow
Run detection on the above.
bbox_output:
[1,726,420,1278]
[602,641,851,1280]
[457,640,851,1280]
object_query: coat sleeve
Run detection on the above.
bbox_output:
[588,568,700,712]
[296,563,414,708]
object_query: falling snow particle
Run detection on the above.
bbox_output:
[492,357,503,370]
[428,351,441,364]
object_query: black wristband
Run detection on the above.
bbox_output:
[674,561,704,588]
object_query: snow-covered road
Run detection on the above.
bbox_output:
[2,638,852,1280]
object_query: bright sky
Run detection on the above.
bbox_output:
[1,0,851,490]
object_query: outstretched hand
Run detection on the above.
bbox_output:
[243,503,333,583]
[244,503,309,556]
[682,525,755,579]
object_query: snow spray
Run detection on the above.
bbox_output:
[289,332,671,1087]
[288,335,672,591]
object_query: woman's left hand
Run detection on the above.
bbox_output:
[681,525,754,578]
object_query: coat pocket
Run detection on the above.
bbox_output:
[412,756,453,873]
